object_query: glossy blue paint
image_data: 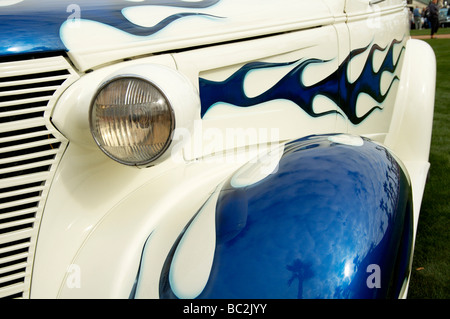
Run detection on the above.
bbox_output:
[160,135,413,299]
[199,39,405,125]
[0,1,67,56]
[0,0,221,57]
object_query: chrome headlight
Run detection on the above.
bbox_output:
[89,76,175,166]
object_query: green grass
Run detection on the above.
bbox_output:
[407,29,450,299]
[410,27,450,37]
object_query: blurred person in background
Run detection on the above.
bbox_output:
[414,6,422,29]
[428,0,440,38]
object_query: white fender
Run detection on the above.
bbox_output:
[385,38,436,273]
[386,38,436,163]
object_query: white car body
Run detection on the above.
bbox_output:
[0,0,435,299]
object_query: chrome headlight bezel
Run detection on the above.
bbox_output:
[89,74,176,167]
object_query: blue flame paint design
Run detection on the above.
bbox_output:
[80,0,224,37]
[199,39,405,125]
[158,134,414,299]
[114,12,224,36]
[0,0,222,56]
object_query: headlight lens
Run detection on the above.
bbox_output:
[90,77,175,166]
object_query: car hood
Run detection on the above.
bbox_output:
[0,0,339,70]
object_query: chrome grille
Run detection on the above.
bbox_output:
[0,55,77,298]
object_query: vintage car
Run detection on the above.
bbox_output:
[440,7,450,27]
[0,0,435,299]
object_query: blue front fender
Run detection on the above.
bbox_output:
[160,134,413,299]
